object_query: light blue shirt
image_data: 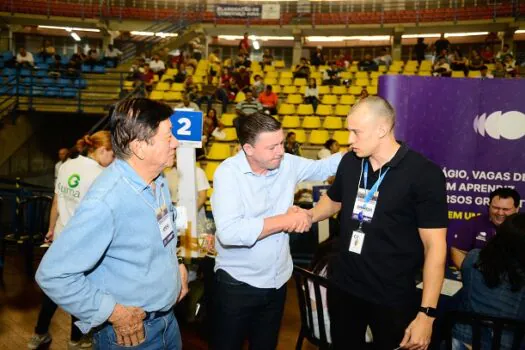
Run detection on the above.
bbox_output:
[36,159,181,334]
[211,151,342,289]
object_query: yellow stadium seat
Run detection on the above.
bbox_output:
[378,66,387,73]
[221,127,238,142]
[297,104,314,116]
[283,85,298,94]
[192,76,204,84]
[370,78,379,86]
[165,68,178,76]
[403,72,415,76]
[266,71,279,79]
[278,103,296,115]
[292,129,306,144]
[340,71,352,80]
[293,78,307,86]
[318,65,329,72]
[340,95,356,105]
[318,85,331,95]
[221,113,236,127]
[207,143,231,161]
[272,85,281,94]
[331,86,347,95]
[321,95,338,105]
[264,78,278,86]
[468,70,481,78]
[280,71,293,79]
[205,162,220,181]
[349,65,358,73]
[387,72,398,76]
[403,65,417,73]
[392,60,404,67]
[264,65,275,72]
[279,78,293,86]
[164,91,183,101]
[171,83,185,92]
[274,60,285,68]
[406,60,418,67]
[419,61,432,71]
[310,72,322,80]
[153,75,159,82]
[281,115,301,129]
[123,81,134,90]
[155,82,170,91]
[333,130,350,146]
[486,64,495,71]
[367,86,378,95]
[335,105,351,117]
[235,92,246,103]
[323,116,343,130]
[309,130,330,145]
[452,71,465,78]
[349,86,362,95]
[251,61,261,70]
[150,91,164,100]
[355,71,368,79]
[302,116,321,129]
[298,86,307,95]
[286,94,303,105]
[355,78,369,87]
[161,74,174,82]
[370,71,382,79]
[316,104,333,116]
[418,71,432,77]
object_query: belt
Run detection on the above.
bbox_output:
[144,309,172,320]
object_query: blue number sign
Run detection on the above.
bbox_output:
[170,109,203,148]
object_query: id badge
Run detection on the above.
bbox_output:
[349,229,365,254]
[157,205,175,247]
[351,188,379,223]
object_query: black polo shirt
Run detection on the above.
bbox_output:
[327,142,448,307]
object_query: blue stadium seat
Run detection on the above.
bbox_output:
[2,51,13,61]
[0,60,4,69]
[57,78,71,87]
[3,68,16,76]
[105,60,115,68]
[19,68,31,76]
[61,88,77,98]
[34,56,44,64]
[44,87,60,97]
[41,77,53,86]
[0,85,9,95]
[35,70,47,78]
[60,57,70,65]
[45,57,55,64]
[93,65,106,74]
[73,79,87,88]
[31,86,45,96]
[81,64,91,73]
[37,63,49,70]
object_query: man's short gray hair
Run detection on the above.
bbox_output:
[350,96,396,130]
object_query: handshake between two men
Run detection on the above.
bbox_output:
[283,206,313,233]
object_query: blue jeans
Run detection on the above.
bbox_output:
[92,311,181,350]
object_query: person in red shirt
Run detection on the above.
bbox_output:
[258,85,279,115]
[141,65,155,91]
[238,32,250,54]
[480,45,495,64]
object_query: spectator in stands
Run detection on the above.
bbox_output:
[149,54,166,78]
[450,49,468,75]
[262,49,273,68]
[173,63,187,83]
[48,55,63,78]
[190,37,203,61]
[492,61,507,78]
[414,38,428,64]
[233,66,251,91]
[238,32,250,54]
[479,65,494,79]
[318,139,340,159]
[284,131,302,156]
[68,47,86,73]
[496,44,513,62]
[433,56,452,77]
[39,40,56,60]
[450,188,520,269]
[236,89,262,117]
[374,48,393,69]
[468,50,484,71]
[128,58,145,81]
[16,47,34,68]
[29,131,114,350]
[141,65,155,92]
[480,45,495,63]
[252,74,264,98]
[335,54,347,69]
[54,147,69,181]
[452,213,525,350]
[311,47,324,67]
[176,93,200,111]
[104,44,122,68]
[85,46,101,68]
[304,78,320,113]
[503,55,517,77]
[234,53,251,69]
[197,82,219,112]
[202,108,224,145]
[293,57,311,79]
[258,85,279,115]
[434,33,450,57]
[208,49,221,84]
[323,62,342,86]
[358,54,378,72]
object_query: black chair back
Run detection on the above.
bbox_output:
[293,265,332,350]
[444,311,525,350]
[16,195,52,244]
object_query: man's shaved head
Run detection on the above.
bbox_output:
[350,96,396,131]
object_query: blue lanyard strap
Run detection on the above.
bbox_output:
[363,161,389,203]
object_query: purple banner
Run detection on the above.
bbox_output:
[378,75,525,238]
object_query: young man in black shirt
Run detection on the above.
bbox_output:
[311,96,448,350]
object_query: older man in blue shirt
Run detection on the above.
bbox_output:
[211,113,342,350]
[36,98,188,350]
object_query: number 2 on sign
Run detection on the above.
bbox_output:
[177,118,191,136]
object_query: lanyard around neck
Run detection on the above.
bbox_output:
[122,176,166,214]
[361,159,389,204]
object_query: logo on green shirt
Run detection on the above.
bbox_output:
[68,174,81,188]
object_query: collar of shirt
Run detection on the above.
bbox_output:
[235,150,279,177]
[382,141,409,169]
[114,159,162,193]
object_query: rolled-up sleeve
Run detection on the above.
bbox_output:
[36,198,116,334]
[293,152,342,183]
[211,164,264,247]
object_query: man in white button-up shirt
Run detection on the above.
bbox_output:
[211,113,342,350]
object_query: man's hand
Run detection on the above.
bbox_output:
[44,231,54,243]
[284,206,312,233]
[177,263,189,302]
[108,304,146,346]
[399,313,434,350]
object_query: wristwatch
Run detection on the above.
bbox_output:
[419,306,438,318]
[177,256,184,265]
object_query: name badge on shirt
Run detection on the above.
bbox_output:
[157,205,175,247]
[349,229,365,254]
[351,188,379,223]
